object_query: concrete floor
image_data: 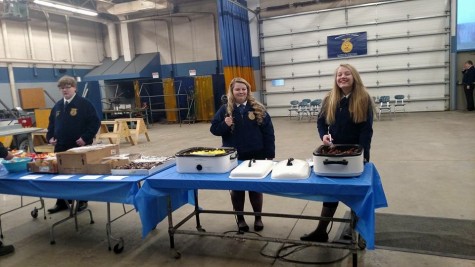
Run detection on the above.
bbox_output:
[0,111,474,267]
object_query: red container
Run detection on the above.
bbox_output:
[18,116,33,127]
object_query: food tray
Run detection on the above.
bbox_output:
[314,145,363,157]
[111,157,176,176]
[229,160,274,179]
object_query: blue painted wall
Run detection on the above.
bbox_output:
[0,67,92,83]
[77,81,103,120]
[0,56,260,83]
[0,56,260,117]
[161,60,222,78]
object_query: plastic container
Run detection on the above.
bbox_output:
[1,157,33,172]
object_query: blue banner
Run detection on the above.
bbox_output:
[327,32,367,58]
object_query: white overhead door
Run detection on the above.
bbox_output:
[259,0,450,116]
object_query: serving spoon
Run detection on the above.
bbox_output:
[327,126,335,148]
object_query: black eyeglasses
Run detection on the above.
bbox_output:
[59,86,73,90]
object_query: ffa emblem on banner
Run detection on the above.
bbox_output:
[341,38,353,53]
[327,32,367,58]
[70,108,78,116]
[248,111,255,120]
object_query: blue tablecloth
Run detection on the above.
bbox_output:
[0,172,146,204]
[134,162,387,249]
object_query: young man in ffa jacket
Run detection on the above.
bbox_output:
[46,75,100,213]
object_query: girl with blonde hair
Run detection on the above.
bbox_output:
[211,77,275,232]
[301,64,375,242]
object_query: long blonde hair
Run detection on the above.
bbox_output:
[321,64,374,124]
[226,77,266,125]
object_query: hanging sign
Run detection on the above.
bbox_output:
[327,32,367,58]
[189,69,197,76]
[152,72,159,79]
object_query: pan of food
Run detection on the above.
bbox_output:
[175,147,238,173]
[313,144,364,177]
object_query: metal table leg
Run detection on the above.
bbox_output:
[50,201,94,245]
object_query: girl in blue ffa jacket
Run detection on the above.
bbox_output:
[210,77,275,233]
[301,64,375,242]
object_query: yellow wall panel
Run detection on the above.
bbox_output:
[194,76,215,121]
[163,78,177,122]
[223,67,256,93]
[34,108,51,129]
[0,136,13,148]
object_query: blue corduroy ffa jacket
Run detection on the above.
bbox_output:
[47,95,100,149]
[210,103,275,160]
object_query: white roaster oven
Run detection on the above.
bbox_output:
[175,147,238,173]
[313,144,364,177]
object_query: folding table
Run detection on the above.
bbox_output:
[0,171,147,253]
[134,162,387,266]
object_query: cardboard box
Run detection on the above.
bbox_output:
[85,158,130,175]
[57,145,119,174]
[27,161,58,173]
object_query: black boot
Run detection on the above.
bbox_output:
[300,204,337,242]
[231,191,248,232]
[0,243,15,256]
[300,230,329,242]
[254,216,264,232]
[236,215,249,232]
[249,191,264,232]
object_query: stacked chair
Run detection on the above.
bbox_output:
[297,99,312,120]
[288,100,299,119]
[377,96,392,120]
[308,99,323,121]
[393,94,406,116]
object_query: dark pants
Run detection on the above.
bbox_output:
[464,85,474,111]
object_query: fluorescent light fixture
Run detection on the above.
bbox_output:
[34,0,98,16]
[105,0,169,15]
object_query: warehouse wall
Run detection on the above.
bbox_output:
[258,0,453,115]
[0,1,225,110]
[0,0,472,114]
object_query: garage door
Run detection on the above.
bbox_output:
[260,0,450,116]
